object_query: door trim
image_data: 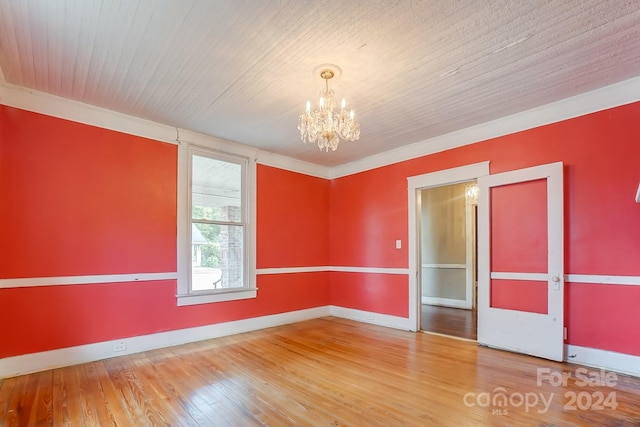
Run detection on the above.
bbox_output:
[407,161,490,331]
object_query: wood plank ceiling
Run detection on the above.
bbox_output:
[1,0,640,167]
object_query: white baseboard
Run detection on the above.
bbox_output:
[421,296,472,309]
[0,306,331,379]
[329,305,411,330]
[4,306,637,380]
[565,344,640,377]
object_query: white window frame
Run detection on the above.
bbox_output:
[177,141,256,306]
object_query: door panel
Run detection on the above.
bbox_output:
[490,279,548,314]
[490,179,548,273]
[478,162,564,361]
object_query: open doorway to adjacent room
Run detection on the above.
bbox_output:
[419,181,478,340]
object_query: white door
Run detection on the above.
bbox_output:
[477,162,564,361]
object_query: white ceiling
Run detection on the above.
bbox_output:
[1,0,640,167]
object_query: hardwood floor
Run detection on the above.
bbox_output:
[1,317,639,426]
[421,304,477,340]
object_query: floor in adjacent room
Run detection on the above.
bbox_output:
[421,304,477,340]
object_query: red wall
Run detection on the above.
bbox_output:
[329,101,640,356]
[2,98,640,360]
[0,106,177,278]
[0,106,330,359]
[256,165,330,268]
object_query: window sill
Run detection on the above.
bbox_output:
[176,288,257,306]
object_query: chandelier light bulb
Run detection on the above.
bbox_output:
[297,65,361,152]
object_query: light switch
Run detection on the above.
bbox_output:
[395,239,402,249]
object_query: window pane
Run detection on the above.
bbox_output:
[192,155,242,222]
[191,223,244,290]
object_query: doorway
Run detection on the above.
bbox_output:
[407,161,489,335]
[419,182,478,340]
[408,161,565,362]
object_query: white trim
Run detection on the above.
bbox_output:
[0,81,176,145]
[3,75,640,181]
[330,76,640,178]
[407,162,490,190]
[177,144,257,306]
[0,272,177,289]
[636,182,640,203]
[422,330,477,343]
[490,272,549,281]
[0,81,329,179]
[328,266,409,274]
[329,306,411,330]
[2,272,637,289]
[0,306,331,379]
[2,301,639,379]
[422,296,469,309]
[422,263,467,269]
[464,201,476,309]
[408,162,491,332]
[177,288,258,306]
[566,274,640,286]
[566,344,640,378]
[257,266,329,275]
[256,266,409,275]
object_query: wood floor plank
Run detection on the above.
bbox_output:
[3,369,39,426]
[25,370,53,426]
[0,376,17,425]
[2,317,640,426]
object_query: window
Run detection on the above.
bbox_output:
[177,143,256,306]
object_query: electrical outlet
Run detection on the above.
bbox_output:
[113,341,126,352]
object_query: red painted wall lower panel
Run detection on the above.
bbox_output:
[0,273,330,358]
[490,279,548,314]
[566,283,640,355]
[330,272,408,317]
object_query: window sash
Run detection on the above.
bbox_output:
[177,142,256,306]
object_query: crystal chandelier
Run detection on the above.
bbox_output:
[465,183,479,205]
[298,65,360,151]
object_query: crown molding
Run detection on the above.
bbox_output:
[0,81,330,179]
[328,76,640,179]
[2,75,640,181]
